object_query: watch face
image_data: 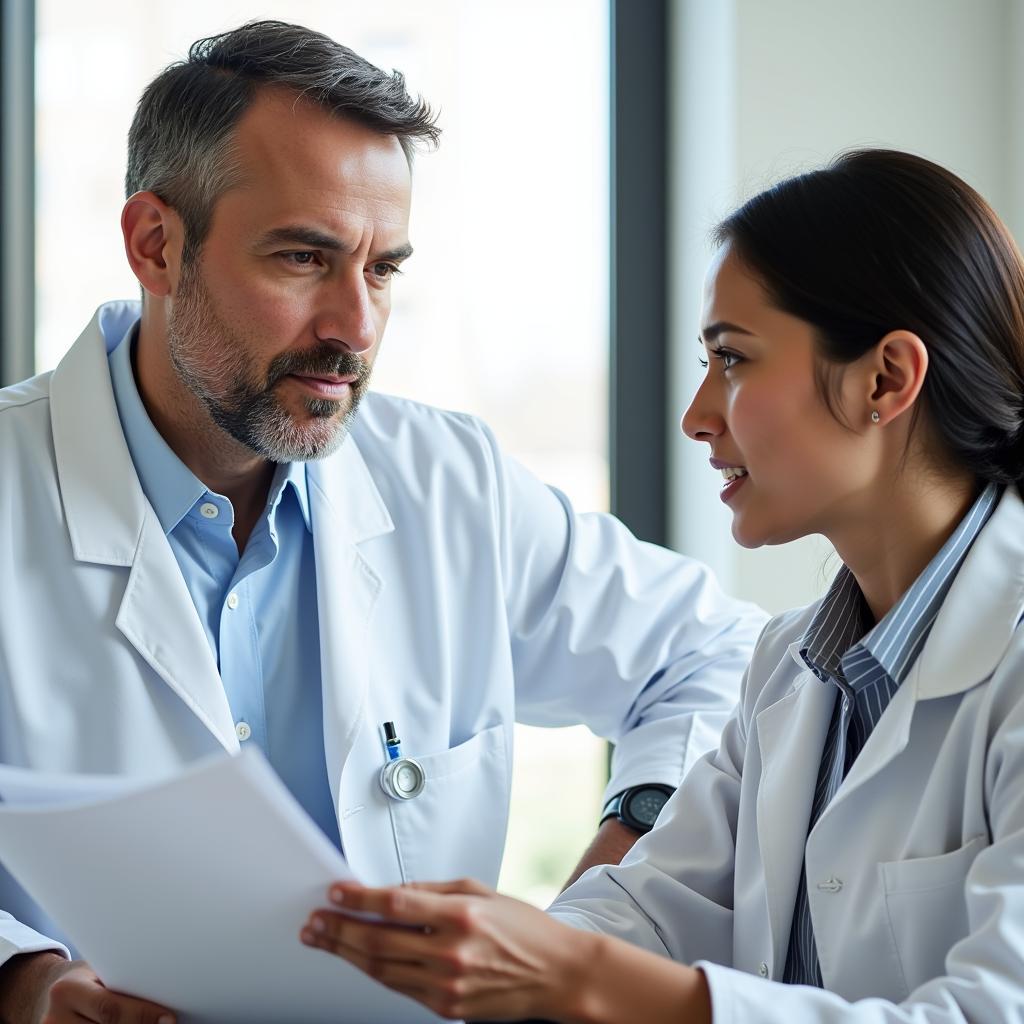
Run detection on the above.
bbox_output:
[624,787,671,828]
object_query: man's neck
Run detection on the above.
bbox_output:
[133,312,276,553]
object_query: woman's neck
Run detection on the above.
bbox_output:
[829,468,981,625]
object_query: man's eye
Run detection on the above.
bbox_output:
[370,262,402,280]
[281,251,320,266]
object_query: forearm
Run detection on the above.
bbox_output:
[563,819,642,890]
[554,933,711,1024]
[0,950,64,1024]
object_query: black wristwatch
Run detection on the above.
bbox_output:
[600,784,675,834]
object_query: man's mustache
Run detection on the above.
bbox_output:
[265,345,370,390]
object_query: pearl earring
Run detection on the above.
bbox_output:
[871,410,881,424]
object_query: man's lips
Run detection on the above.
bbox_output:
[287,372,358,398]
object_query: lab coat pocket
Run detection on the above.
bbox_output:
[388,724,510,884]
[881,834,988,990]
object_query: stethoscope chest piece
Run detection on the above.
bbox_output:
[378,721,426,800]
[380,756,426,800]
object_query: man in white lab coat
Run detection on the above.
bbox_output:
[0,20,765,1022]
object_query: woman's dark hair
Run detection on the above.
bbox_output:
[714,149,1024,489]
[126,20,440,263]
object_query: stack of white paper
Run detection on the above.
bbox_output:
[0,750,450,1024]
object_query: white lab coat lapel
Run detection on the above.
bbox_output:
[913,485,1024,700]
[817,486,1024,821]
[307,437,394,810]
[49,307,238,753]
[753,652,836,972]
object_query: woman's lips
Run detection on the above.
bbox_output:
[720,472,748,504]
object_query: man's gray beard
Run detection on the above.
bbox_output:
[166,265,371,463]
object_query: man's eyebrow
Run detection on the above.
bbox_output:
[253,227,414,263]
[254,226,347,251]
[699,321,755,345]
[375,242,414,263]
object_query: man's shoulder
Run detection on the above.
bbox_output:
[351,391,498,459]
[355,391,488,433]
[0,370,55,443]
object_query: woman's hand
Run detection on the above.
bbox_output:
[300,878,596,1022]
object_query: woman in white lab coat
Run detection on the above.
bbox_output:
[302,149,1024,1024]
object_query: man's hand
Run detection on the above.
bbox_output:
[0,952,175,1024]
[562,818,642,890]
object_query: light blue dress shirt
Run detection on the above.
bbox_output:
[108,324,341,850]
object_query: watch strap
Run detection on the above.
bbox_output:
[599,790,625,826]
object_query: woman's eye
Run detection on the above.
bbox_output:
[698,355,709,369]
[709,347,743,370]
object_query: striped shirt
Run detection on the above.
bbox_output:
[782,484,1000,987]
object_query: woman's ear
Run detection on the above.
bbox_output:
[862,330,929,428]
[121,191,185,298]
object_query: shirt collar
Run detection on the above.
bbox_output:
[109,321,206,534]
[272,458,312,533]
[800,567,869,684]
[858,482,1000,683]
[801,483,1001,687]
[109,322,312,536]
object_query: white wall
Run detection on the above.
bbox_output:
[669,0,1020,614]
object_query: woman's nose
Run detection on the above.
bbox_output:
[681,377,723,442]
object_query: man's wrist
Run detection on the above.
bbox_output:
[0,950,66,1024]
[562,818,643,890]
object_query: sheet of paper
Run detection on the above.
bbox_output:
[0,763,156,807]
[0,750,448,1024]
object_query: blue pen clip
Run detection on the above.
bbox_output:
[383,720,402,760]
[379,721,425,800]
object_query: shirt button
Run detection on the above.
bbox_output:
[758,962,769,977]
[817,876,844,893]
[200,502,219,519]
[226,592,240,610]
[236,721,252,742]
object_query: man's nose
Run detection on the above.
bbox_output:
[680,376,724,443]
[314,274,378,354]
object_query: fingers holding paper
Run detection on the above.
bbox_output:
[301,879,589,1022]
[8,956,175,1024]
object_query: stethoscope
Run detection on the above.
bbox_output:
[378,721,426,801]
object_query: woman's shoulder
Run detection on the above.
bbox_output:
[752,601,819,663]
[735,600,824,715]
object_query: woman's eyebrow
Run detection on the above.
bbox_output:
[700,321,755,345]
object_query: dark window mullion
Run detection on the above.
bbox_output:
[609,0,669,545]
[1,0,36,387]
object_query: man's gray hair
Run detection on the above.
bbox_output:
[125,20,440,262]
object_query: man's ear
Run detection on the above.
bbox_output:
[862,330,929,428]
[121,191,185,298]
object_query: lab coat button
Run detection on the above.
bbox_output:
[817,876,843,893]
[758,962,768,977]
[226,592,240,610]
[200,502,219,519]
[235,721,252,742]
